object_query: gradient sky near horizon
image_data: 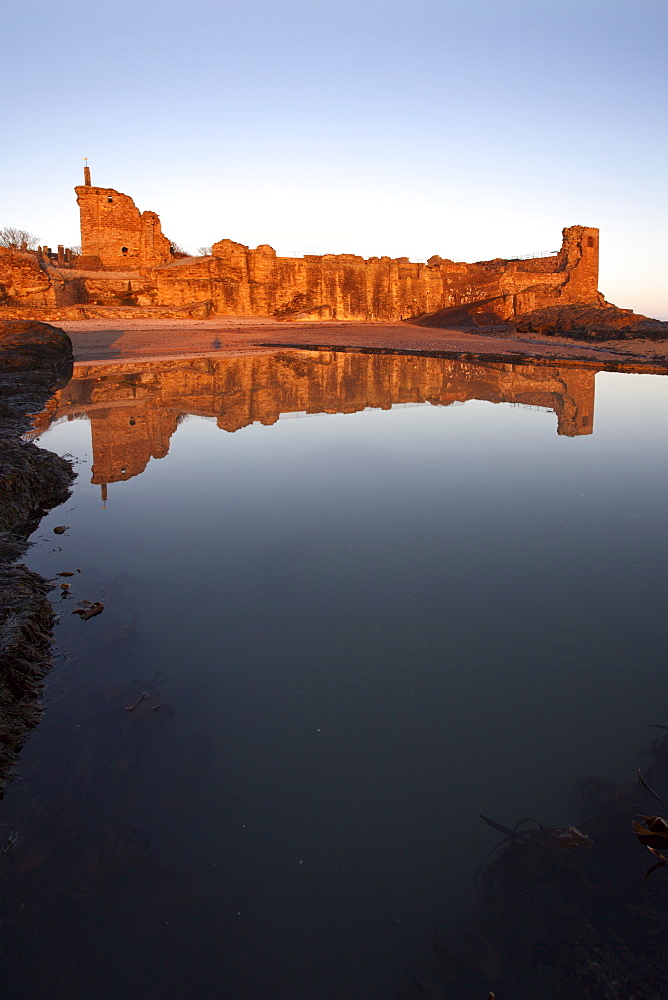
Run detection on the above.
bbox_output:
[4,0,667,317]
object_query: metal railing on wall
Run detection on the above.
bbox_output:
[508,250,559,261]
[279,249,560,263]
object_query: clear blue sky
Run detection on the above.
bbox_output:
[4,0,666,317]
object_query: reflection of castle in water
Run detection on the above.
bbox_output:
[36,350,596,497]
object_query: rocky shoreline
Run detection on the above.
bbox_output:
[413,299,668,342]
[0,321,75,795]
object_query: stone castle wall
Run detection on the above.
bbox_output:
[0,248,54,307]
[0,172,601,322]
[151,225,600,321]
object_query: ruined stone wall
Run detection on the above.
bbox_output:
[72,176,600,320]
[75,185,174,270]
[2,170,602,323]
[0,251,158,313]
[62,271,160,307]
[0,227,602,323]
[36,351,596,493]
[0,249,55,307]
[153,226,600,321]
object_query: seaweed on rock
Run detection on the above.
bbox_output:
[0,321,75,795]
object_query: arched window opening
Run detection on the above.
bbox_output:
[107,196,113,203]
[121,246,128,255]
[587,237,595,248]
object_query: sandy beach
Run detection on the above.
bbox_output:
[56,316,668,370]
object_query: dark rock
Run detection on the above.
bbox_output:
[512,303,668,341]
[0,320,75,795]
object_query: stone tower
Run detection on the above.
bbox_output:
[559,225,600,302]
[75,166,174,270]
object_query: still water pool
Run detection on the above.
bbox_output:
[4,349,668,998]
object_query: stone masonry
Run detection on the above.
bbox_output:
[75,170,174,271]
[153,226,600,321]
[73,169,600,321]
[0,169,602,322]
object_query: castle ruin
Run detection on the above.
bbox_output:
[0,167,601,322]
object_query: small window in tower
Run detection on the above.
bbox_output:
[587,237,595,248]
[107,196,113,203]
[121,247,128,255]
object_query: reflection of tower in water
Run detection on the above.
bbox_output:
[89,404,179,490]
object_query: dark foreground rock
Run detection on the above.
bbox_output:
[0,321,75,795]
